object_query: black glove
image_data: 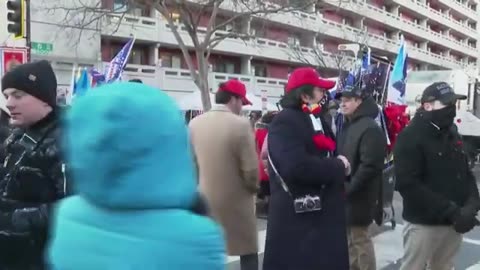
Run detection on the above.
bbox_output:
[452,207,477,234]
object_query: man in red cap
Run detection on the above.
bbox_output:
[263,67,351,270]
[189,79,259,270]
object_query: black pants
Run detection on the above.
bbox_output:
[240,253,258,270]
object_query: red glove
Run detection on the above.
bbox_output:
[312,134,336,152]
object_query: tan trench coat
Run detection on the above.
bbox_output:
[189,105,259,256]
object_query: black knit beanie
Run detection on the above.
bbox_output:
[1,60,57,107]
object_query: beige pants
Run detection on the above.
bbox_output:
[347,226,376,270]
[400,222,462,270]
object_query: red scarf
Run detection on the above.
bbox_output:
[302,104,336,152]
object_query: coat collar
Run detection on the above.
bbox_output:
[210,104,232,113]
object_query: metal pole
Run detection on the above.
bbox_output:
[25,0,31,62]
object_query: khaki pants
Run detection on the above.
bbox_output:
[347,226,376,270]
[400,222,462,270]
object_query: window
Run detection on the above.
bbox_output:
[253,64,267,77]
[128,49,143,64]
[111,0,148,16]
[287,35,300,46]
[160,54,182,68]
[167,12,181,23]
[160,54,171,67]
[112,45,145,65]
[214,62,235,73]
[172,56,181,68]
[113,0,128,12]
[251,26,266,37]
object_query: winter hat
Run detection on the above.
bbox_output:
[420,82,466,104]
[1,60,57,107]
[285,67,336,94]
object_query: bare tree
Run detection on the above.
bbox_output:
[288,43,352,72]
[40,0,347,110]
[287,25,371,73]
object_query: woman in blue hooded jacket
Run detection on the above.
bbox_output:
[46,82,225,270]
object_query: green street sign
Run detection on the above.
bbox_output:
[31,42,53,54]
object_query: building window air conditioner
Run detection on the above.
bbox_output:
[415,42,419,47]
[226,24,233,32]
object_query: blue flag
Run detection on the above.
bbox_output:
[74,69,90,97]
[387,38,408,104]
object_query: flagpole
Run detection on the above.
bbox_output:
[381,63,392,106]
[67,65,76,105]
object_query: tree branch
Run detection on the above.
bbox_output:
[154,1,201,85]
[202,0,224,49]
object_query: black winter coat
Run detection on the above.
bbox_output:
[394,112,480,225]
[0,111,68,270]
[337,97,387,226]
[263,107,349,270]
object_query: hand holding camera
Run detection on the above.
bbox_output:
[337,155,351,176]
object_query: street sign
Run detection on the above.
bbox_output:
[0,47,28,115]
[31,42,53,54]
[0,47,27,75]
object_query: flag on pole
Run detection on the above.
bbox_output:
[66,66,78,105]
[74,69,90,97]
[361,48,371,71]
[90,68,106,87]
[104,37,135,83]
[387,37,408,105]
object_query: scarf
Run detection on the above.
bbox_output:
[302,104,336,153]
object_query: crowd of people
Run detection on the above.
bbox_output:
[0,59,476,270]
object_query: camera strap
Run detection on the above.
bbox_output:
[267,152,293,197]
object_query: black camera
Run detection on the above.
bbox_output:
[293,195,322,213]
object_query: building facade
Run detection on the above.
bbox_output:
[1,0,479,103]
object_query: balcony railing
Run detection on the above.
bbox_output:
[438,0,478,20]
[157,67,287,98]
[100,8,474,71]
[330,0,477,54]
[116,63,288,99]
[395,0,477,37]
[354,2,478,57]
[316,17,470,69]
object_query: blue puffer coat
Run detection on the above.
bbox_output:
[46,82,225,270]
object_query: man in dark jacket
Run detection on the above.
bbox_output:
[0,60,69,270]
[336,85,387,270]
[394,82,480,270]
[263,68,349,270]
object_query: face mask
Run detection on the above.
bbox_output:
[424,104,456,129]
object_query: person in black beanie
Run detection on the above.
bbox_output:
[0,60,69,270]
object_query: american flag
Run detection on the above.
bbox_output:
[104,37,135,83]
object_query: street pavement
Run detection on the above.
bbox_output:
[226,166,480,270]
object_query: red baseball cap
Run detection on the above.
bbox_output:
[285,67,336,93]
[218,79,252,105]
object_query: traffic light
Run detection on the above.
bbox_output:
[6,0,25,39]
